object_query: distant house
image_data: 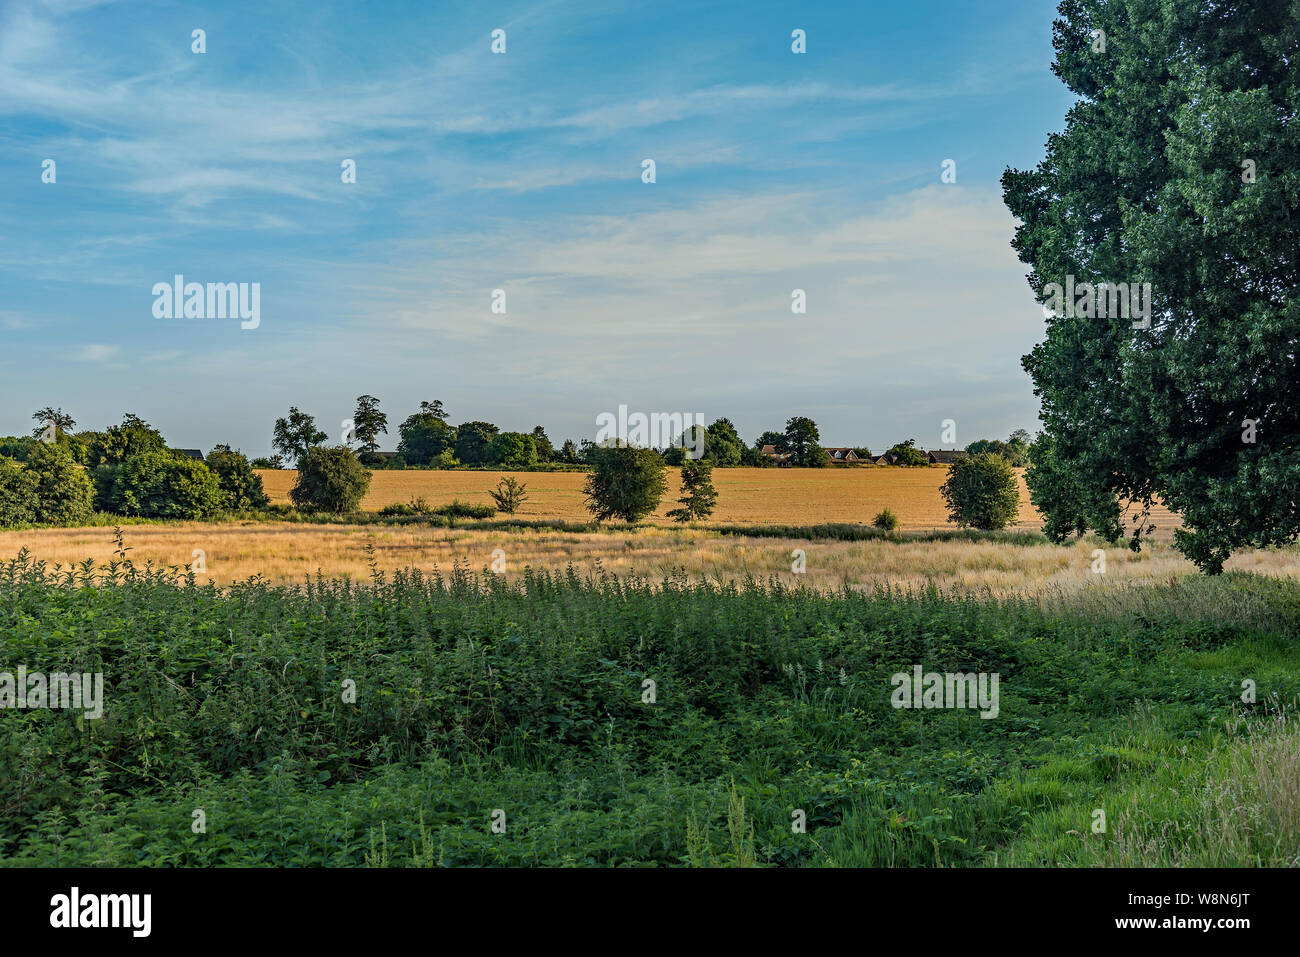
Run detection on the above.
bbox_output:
[873,452,897,465]
[927,450,966,464]
[173,449,205,460]
[759,444,793,466]
[822,447,862,464]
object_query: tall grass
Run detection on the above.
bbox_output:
[1,540,1297,866]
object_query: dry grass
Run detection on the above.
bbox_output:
[3,521,1294,596]
[255,465,1183,533]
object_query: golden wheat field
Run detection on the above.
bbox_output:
[4,521,1296,596]
[0,467,1242,595]
[254,465,1182,532]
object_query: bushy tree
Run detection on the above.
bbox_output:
[24,441,94,525]
[250,454,284,469]
[667,459,718,523]
[583,444,666,523]
[704,418,745,466]
[397,407,456,465]
[0,456,39,526]
[560,439,578,463]
[105,452,225,519]
[1003,0,1300,572]
[272,407,327,468]
[939,452,1021,530]
[454,421,499,465]
[530,426,554,463]
[783,416,821,466]
[872,507,899,531]
[966,433,1031,467]
[85,413,167,466]
[488,431,538,469]
[887,439,929,467]
[290,446,372,513]
[206,445,270,510]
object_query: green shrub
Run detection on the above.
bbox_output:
[205,445,270,510]
[0,456,39,526]
[872,507,900,531]
[24,441,95,525]
[106,451,225,519]
[940,451,1021,530]
[290,446,372,513]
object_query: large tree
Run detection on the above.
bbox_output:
[272,407,327,468]
[397,406,456,465]
[454,421,499,465]
[1003,0,1299,572]
[351,395,388,454]
[782,416,822,466]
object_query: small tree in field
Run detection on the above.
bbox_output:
[290,446,372,513]
[667,459,717,523]
[939,452,1020,530]
[583,444,666,523]
[489,476,528,515]
[872,507,899,531]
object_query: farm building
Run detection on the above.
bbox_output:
[172,449,205,460]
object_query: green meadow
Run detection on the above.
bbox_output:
[2,542,1297,867]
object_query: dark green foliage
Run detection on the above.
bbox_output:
[290,446,372,513]
[250,455,284,469]
[351,395,388,454]
[83,413,167,466]
[667,459,718,523]
[3,542,1297,867]
[583,444,667,523]
[887,439,929,467]
[940,452,1022,531]
[530,426,554,463]
[0,435,37,463]
[872,507,899,531]
[453,421,499,465]
[487,432,537,469]
[1003,0,1300,572]
[104,451,225,519]
[1026,433,1122,545]
[24,441,95,525]
[783,416,821,466]
[966,432,1031,467]
[0,456,39,526]
[205,445,270,510]
[396,408,456,466]
[489,476,528,515]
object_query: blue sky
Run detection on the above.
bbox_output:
[0,0,1074,456]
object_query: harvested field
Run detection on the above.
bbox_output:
[254,465,1181,533]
